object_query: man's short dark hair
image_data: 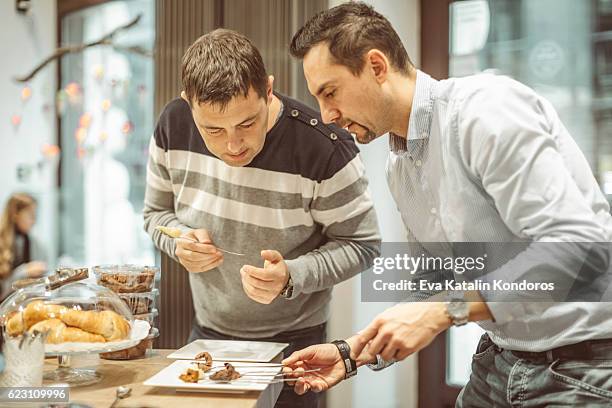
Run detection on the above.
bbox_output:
[290,2,412,76]
[182,29,268,109]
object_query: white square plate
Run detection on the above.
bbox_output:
[143,360,282,393]
[167,339,288,362]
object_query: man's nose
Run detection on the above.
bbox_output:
[227,133,243,153]
[321,107,340,125]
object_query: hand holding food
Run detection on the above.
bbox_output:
[171,228,224,273]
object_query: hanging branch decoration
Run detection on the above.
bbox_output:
[93,65,105,82]
[14,14,152,83]
[121,120,134,135]
[11,114,22,129]
[21,86,32,102]
[42,144,61,158]
[101,99,112,112]
[64,82,82,105]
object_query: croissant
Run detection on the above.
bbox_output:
[6,312,24,336]
[22,301,67,329]
[62,327,106,343]
[5,301,68,336]
[29,318,106,343]
[29,318,65,343]
[61,310,129,341]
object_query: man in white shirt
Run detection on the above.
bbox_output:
[283,2,612,406]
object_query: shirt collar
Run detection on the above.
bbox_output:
[390,70,437,152]
[408,70,436,141]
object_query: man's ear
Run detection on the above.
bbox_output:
[365,49,389,84]
[180,91,189,103]
[267,75,275,104]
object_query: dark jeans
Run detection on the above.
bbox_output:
[189,321,326,408]
[457,334,612,407]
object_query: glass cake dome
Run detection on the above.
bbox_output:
[0,268,149,386]
[0,280,134,345]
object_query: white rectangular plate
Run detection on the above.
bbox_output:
[143,360,282,393]
[167,339,289,362]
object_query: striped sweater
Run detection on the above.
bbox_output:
[144,93,381,337]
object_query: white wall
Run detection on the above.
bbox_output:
[327,1,420,407]
[0,0,58,265]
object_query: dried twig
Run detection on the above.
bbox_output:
[14,14,152,83]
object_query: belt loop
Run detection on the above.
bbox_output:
[546,350,554,362]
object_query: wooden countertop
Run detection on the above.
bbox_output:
[43,349,282,408]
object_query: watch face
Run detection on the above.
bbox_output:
[448,300,469,318]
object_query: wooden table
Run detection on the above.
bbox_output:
[43,349,282,408]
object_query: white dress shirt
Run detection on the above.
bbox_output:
[386,70,612,351]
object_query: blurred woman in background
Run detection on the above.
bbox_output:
[0,193,47,300]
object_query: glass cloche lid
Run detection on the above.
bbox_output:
[0,277,134,344]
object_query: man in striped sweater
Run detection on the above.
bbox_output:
[143,29,380,407]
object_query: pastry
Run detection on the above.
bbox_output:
[6,301,68,336]
[120,294,153,314]
[210,363,241,381]
[179,363,207,383]
[23,301,67,330]
[194,351,213,372]
[6,311,24,336]
[28,318,65,343]
[28,318,106,343]
[97,269,156,293]
[61,309,130,341]
[155,225,182,238]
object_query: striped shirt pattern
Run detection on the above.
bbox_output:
[144,94,381,338]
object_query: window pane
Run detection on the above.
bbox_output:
[446,325,484,387]
[60,0,155,266]
[447,0,612,387]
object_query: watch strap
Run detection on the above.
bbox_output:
[331,340,357,379]
[280,274,294,298]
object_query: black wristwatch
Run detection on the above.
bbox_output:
[331,340,357,379]
[280,274,294,298]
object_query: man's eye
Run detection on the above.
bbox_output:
[326,90,335,98]
[240,122,254,129]
[206,129,222,135]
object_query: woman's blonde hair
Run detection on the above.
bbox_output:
[0,193,36,278]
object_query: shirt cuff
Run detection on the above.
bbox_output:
[283,258,308,299]
[367,354,395,371]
